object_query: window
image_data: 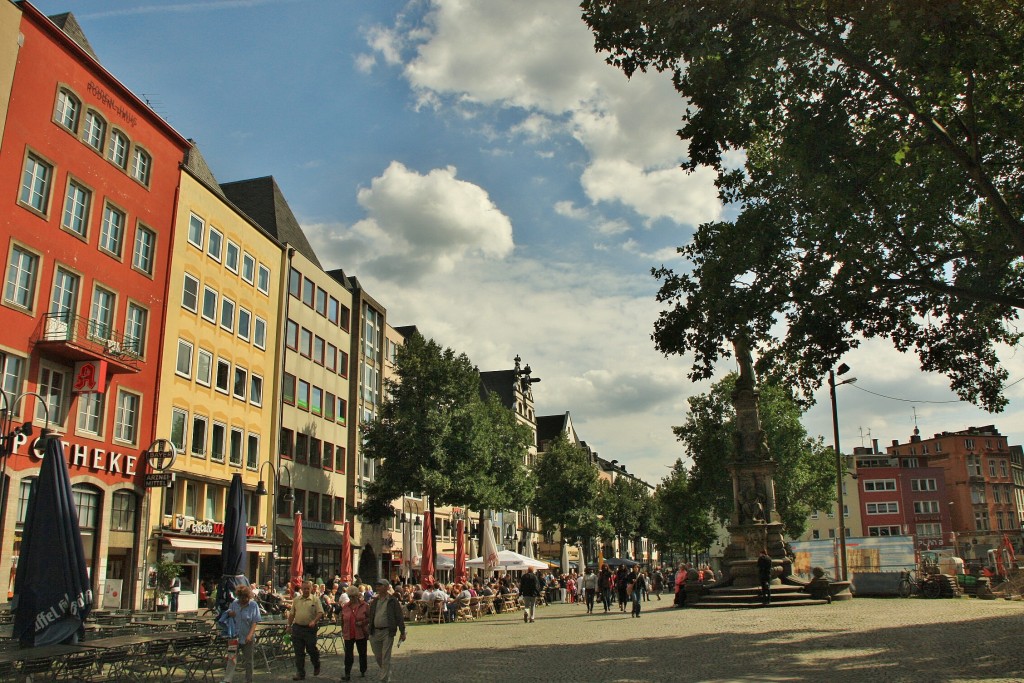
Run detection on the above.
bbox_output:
[207,227,223,262]
[863,479,896,492]
[325,344,337,372]
[110,491,136,531]
[50,267,79,320]
[315,288,327,316]
[811,529,820,539]
[323,442,334,470]
[339,304,351,331]
[16,478,36,525]
[253,317,267,350]
[338,350,349,378]
[233,366,247,400]
[5,246,38,310]
[299,328,312,357]
[54,88,80,131]
[215,358,230,393]
[73,485,99,530]
[911,479,937,492]
[337,398,347,426]
[1000,460,1009,478]
[76,392,103,434]
[971,485,987,504]
[83,110,106,152]
[181,274,199,312]
[211,422,226,462]
[187,214,204,248]
[220,296,235,332]
[313,337,325,365]
[175,339,193,378]
[195,349,213,387]
[130,146,151,185]
[328,297,339,325]
[190,415,208,457]
[241,253,255,284]
[302,278,314,307]
[237,308,251,341]
[913,500,940,514]
[335,445,346,472]
[289,268,301,297]
[249,374,263,406]
[246,433,259,470]
[113,390,139,444]
[866,502,899,514]
[282,373,296,405]
[868,526,902,536]
[99,204,126,257]
[20,152,52,214]
[975,510,991,531]
[201,286,217,322]
[307,492,319,521]
[257,264,270,294]
[286,320,298,349]
[968,454,982,477]
[989,459,997,477]
[334,496,345,523]
[295,433,308,464]
[229,428,243,466]
[62,180,91,237]
[903,457,919,468]
[311,386,323,416]
[297,380,310,411]
[184,482,197,518]
[310,438,321,468]
[88,286,115,340]
[132,225,155,275]
[321,493,332,523]
[225,241,239,273]
[124,303,147,356]
[916,522,942,537]
[0,353,26,400]
[325,393,335,421]
[107,129,129,169]
[965,438,976,450]
[170,407,187,452]
[280,429,294,459]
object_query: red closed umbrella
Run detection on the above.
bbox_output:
[420,511,435,589]
[455,519,467,584]
[340,521,352,583]
[290,512,304,597]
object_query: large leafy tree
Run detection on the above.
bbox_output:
[581,1,1024,411]
[359,333,533,560]
[603,474,650,558]
[674,374,834,537]
[652,459,718,563]
[532,434,602,561]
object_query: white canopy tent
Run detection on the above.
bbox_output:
[466,549,548,570]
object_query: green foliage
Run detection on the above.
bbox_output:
[532,435,601,542]
[359,332,533,520]
[673,374,834,537]
[651,459,718,557]
[154,559,182,598]
[581,1,1024,411]
[602,475,650,554]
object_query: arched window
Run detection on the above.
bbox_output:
[82,110,106,152]
[54,88,80,132]
[16,477,37,525]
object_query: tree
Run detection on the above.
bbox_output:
[673,374,834,537]
[581,2,1024,411]
[651,459,718,563]
[603,475,650,558]
[359,332,533,561]
[532,434,601,560]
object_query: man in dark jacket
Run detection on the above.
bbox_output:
[518,567,542,623]
[368,579,406,682]
[757,549,773,606]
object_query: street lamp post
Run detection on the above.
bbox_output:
[829,363,857,582]
[255,462,293,589]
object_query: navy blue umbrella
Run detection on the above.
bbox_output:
[12,436,93,646]
[216,473,249,613]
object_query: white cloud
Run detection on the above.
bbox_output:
[354,53,376,74]
[581,160,721,227]
[306,161,514,283]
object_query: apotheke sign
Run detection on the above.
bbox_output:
[10,432,138,476]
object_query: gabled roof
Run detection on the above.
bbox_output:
[479,369,516,410]
[183,142,224,199]
[220,176,321,269]
[47,12,99,62]
[536,413,573,449]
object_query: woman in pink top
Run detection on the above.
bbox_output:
[340,585,369,680]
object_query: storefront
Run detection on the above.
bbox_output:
[276,521,346,586]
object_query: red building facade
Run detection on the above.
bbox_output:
[0,4,188,607]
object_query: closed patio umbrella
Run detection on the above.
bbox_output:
[454,519,467,584]
[481,521,500,573]
[216,473,249,614]
[561,541,571,575]
[13,436,93,646]
[420,511,435,588]
[340,521,352,583]
[290,512,304,596]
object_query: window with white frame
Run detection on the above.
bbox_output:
[968,454,982,477]
[207,227,223,262]
[989,459,997,477]
[5,245,38,310]
[253,317,267,350]
[76,392,103,435]
[190,415,208,458]
[868,526,901,536]
[863,479,896,492]
[0,353,25,399]
[965,438,976,450]
[54,88,80,132]
[82,110,106,152]
[257,264,270,294]
[866,502,899,514]
[215,358,230,394]
[61,179,91,237]
[110,490,136,531]
[20,152,52,214]
[971,485,987,504]
[233,366,247,400]
[1000,459,1009,478]
[175,339,193,378]
[201,286,217,323]
[913,500,940,514]
[181,273,199,312]
[241,253,255,284]
[107,129,129,169]
[88,286,115,341]
[975,510,990,531]
[124,303,147,356]
[916,522,942,537]
[170,407,187,452]
[225,241,239,273]
[132,225,155,275]
[130,146,151,185]
[210,422,226,462]
[113,390,139,444]
[50,267,79,320]
[195,349,213,387]
[220,296,235,332]
[187,214,204,248]
[229,427,243,466]
[37,365,68,426]
[237,308,251,341]
[249,374,263,406]
[246,433,259,470]
[911,479,937,491]
[99,204,126,257]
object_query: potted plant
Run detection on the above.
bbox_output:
[151,559,182,611]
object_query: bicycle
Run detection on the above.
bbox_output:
[897,569,941,598]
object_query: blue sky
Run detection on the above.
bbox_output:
[31,0,1024,484]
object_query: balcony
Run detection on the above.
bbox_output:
[35,312,141,372]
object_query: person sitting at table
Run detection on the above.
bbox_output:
[224,584,261,683]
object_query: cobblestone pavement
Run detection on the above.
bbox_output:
[249,596,1024,682]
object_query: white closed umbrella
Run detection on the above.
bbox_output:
[481,522,500,572]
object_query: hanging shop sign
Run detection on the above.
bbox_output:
[170,514,267,539]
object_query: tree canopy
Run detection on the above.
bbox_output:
[532,434,602,542]
[673,374,834,537]
[581,1,1024,411]
[651,459,718,561]
[359,333,533,528]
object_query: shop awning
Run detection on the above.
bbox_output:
[164,536,273,553]
[276,525,347,547]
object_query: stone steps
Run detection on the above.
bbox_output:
[689,585,831,610]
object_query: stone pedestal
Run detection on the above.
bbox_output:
[722,521,788,587]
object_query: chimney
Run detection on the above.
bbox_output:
[892,439,899,447]
[873,439,880,455]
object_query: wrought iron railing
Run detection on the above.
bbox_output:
[40,312,142,363]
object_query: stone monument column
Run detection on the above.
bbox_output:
[721,338,787,587]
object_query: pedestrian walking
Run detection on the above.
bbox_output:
[581,567,598,613]
[629,569,646,618]
[758,549,773,606]
[518,566,542,623]
[615,567,629,612]
[652,567,663,601]
[287,579,324,680]
[368,579,406,683]
[223,583,261,683]
[340,585,369,680]
[598,565,613,613]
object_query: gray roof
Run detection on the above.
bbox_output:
[183,142,224,199]
[479,369,516,410]
[220,176,321,269]
[536,414,571,449]
[47,13,99,62]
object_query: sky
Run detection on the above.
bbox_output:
[29,0,1024,486]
